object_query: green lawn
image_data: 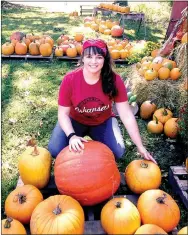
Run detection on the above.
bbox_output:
[2,1,187,229]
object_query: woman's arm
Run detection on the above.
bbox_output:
[115,101,157,164]
[58,105,87,151]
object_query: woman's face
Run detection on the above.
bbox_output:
[82,52,104,75]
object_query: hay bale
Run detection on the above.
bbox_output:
[127,64,187,116]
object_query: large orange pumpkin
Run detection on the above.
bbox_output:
[1,218,27,234]
[137,189,180,232]
[15,42,27,55]
[54,141,120,206]
[30,195,85,234]
[135,224,167,234]
[39,42,52,56]
[29,41,40,55]
[101,197,141,234]
[18,145,52,189]
[5,185,43,224]
[140,100,157,119]
[125,160,161,194]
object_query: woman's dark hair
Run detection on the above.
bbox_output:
[80,46,118,99]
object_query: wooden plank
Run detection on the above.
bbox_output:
[168,167,188,209]
[2,53,53,61]
[171,166,187,175]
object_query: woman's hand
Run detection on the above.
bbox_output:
[137,146,157,164]
[69,135,88,152]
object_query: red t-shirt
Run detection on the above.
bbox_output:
[58,67,128,125]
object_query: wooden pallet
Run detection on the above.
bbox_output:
[168,166,188,209]
[16,174,178,235]
[2,53,53,61]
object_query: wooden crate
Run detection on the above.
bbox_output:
[2,53,53,61]
[168,166,188,209]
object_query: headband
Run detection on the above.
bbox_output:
[82,39,107,55]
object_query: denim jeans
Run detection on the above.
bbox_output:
[48,117,125,160]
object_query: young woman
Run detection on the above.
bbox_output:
[48,39,157,164]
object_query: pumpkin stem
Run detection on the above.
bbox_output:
[154,115,158,124]
[156,193,167,204]
[31,145,39,156]
[14,193,27,204]
[27,135,37,147]
[140,161,148,168]
[163,108,168,116]
[53,204,62,215]
[115,201,121,208]
[4,217,13,228]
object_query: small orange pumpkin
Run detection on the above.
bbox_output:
[2,42,15,55]
[101,197,141,234]
[39,42,52,56]
[15,42,27,55]
[110,49,120,60]
[147,116,164,134]
[137,189,180,232]
[55,47,63,57]
[1,217,27,234]
[140,100,157,119]
[164,118,179,138]
[144,68,158,81]
[170,68,181,80]
[111,25,124,37]
[74,33,84,42]
[158,67,170,80]
[66,44,77,57]
[153,108,173,124]
[125,160,161,194]
[5,185,43,224]
[29,41,40,55]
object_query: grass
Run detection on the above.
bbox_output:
[2,1,187,229]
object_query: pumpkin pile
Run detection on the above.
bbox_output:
[2,135,185,234]
[140,101,179,138]
[84,17,124,37]
[55,33,83,57]
[136,54,182,81]
[2,31,54,57]
[98,2,131,14]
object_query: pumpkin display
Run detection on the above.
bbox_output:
[39,42,52,56]
[2,42,15,55]
[164,118,179,138]
[177,226,188,235]
[1,217,27,235]
[170,68,181,80]
[18,144,52,189]
[10,31,25,41]
[30,195,85,234]
[135,224,167,234]
[111,25,124,37]
[147,116,164,134]
[5,184,43,224]
[153,108,173,124]
[140,100,157,119]
[15,42,27,55]
[137,189,180,232]
[54,141,120,206]
[29,41,40,55]
[125,160,161,194]
[101,197,141,234]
